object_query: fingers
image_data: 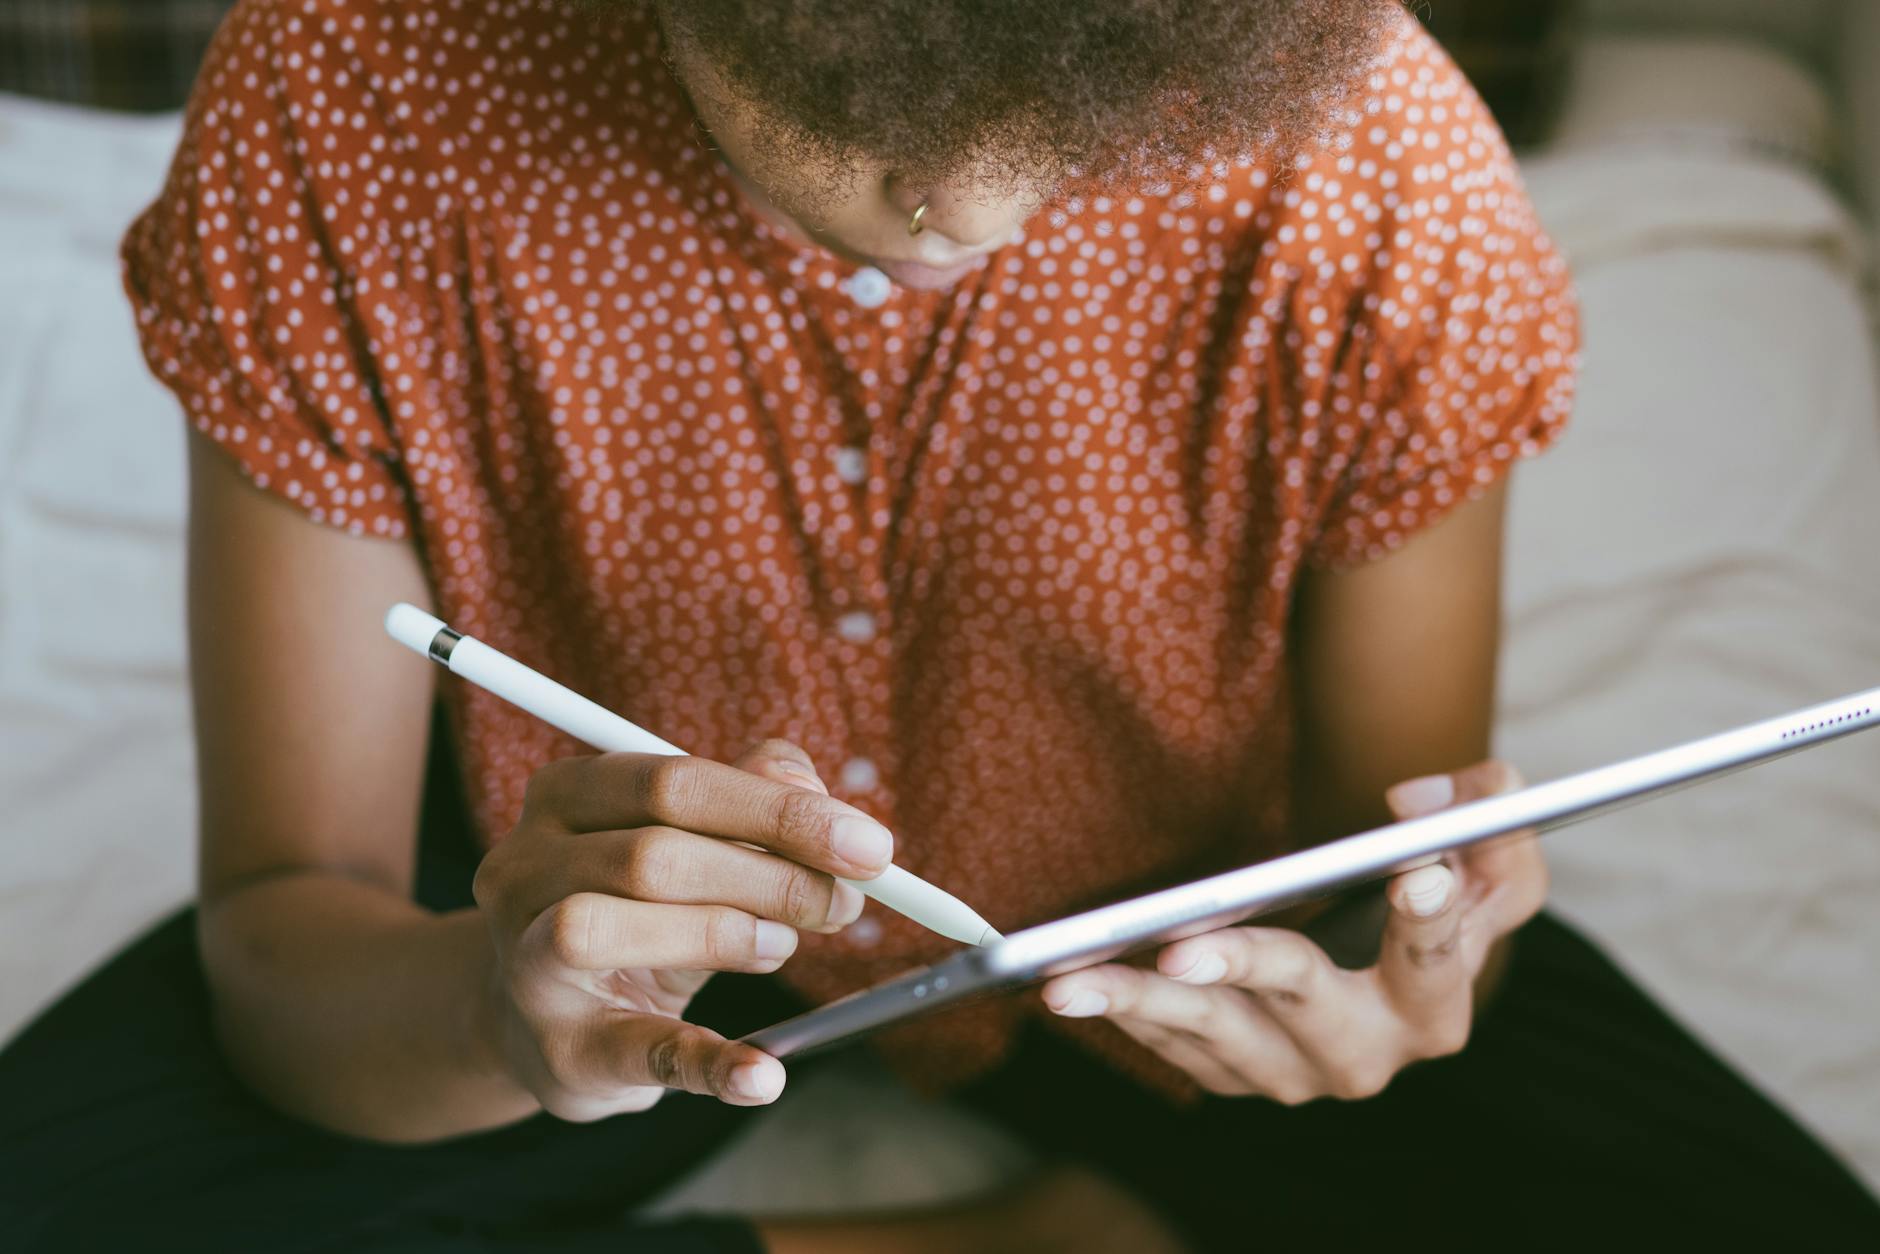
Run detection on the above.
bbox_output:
[1456,759,1525,803]
[1377,760,1498,1030]
[1043,963,1319,1103]
[1460,830,1549,932]
[531,893,799,973]
[1157,925,1336,1008]
[1386,757,1547,942]
[1104,1016,1265,1097]
[526,747,892,879]
[1385,758,1523,819]
[1046,962,1222,1025]
[732,738,830,795]
[565,827,864,932]
[1154,926,1364,1059]
[722,742,864,927]
[596,1017,788,1107]
[1154,926,1434,1098]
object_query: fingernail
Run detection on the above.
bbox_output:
[1389,774,1455,817]
[1401,865,1455,917]
[1048,988,1109,1017]
[1171,952,1227,985]
[729,1058,784,1102]
[831,815,892,870]
[828,880,865,927]
[754,920,797,960]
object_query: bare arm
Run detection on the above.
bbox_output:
[1288,482,1522,993]
[187,431,889,1143]
[1288,483,1507,845]
[186,432,537,1141]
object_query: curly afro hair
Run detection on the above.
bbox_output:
[629,0,1400,195]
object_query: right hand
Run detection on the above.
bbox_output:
[471,738,891,1120]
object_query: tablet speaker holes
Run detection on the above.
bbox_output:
[1780,707,1873,740]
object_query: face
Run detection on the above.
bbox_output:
[660,24,1050,291]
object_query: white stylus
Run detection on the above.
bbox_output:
[384,603,1002,947]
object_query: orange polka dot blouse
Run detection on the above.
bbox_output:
[123,0,1579,1091]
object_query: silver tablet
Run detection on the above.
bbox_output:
[743,684,1880,1058]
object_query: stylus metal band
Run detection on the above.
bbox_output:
[427,626,462,665]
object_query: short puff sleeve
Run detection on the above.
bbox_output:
[121,0,410,538]
[1299,43,1580,571]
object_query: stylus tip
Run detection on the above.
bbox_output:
[975,925,1003,947]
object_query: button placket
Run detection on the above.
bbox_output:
[794,266,903,859]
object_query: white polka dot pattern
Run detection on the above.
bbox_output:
[120,0,1579,1091]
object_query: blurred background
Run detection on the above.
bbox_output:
[1,0,1877,1213]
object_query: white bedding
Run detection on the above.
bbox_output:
[1497,220,1880,1189]
[1502,49,1880,1188]
[2,30,1877,1210]
[0,101,195,1042]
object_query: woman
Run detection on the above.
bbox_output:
[4,0,1877,1248]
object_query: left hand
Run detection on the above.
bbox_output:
[1041,759,1548,1103]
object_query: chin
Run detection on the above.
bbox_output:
[874,255,989,291]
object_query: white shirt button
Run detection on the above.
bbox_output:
[847,915,883,946]
[834,445,867,485]
[846,266,892,309]
[837,611,877,643]
[839,756,880,792]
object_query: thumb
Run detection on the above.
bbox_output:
[1383,758,1543,943]
[605,1016,789,1107]
[1378,861,1466,1012]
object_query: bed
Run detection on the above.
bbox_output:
[1,28,1876,1211]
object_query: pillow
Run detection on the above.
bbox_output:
[1551,35,1837,171]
